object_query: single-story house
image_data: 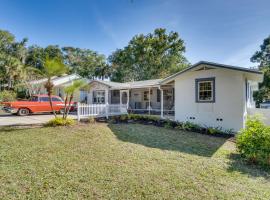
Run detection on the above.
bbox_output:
[85,61,263,132]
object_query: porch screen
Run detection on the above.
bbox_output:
[93,90,105,104]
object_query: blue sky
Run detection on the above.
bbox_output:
[1,0,270,67]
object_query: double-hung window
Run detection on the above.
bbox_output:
[195,77,215,103]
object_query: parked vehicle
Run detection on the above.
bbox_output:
[1,95,76,116]
[260,100,270,109]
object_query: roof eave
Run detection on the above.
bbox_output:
[160,61,263,84]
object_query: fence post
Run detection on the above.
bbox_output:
[106,103,109,119]
[77,102,80,121]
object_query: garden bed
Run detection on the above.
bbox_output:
[94,114,235,138]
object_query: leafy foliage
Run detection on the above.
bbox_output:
[237,115,270,167]
[63,80,86,119]
[251,35,270,103]
[109,28,189,82]
[25,45,64,70]
[43,57,67,117]
[0,30,28,89]
[45,117,75,127]
[0,90,17,102]
[62,47,109,79]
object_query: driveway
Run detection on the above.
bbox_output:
[0,113,77,126]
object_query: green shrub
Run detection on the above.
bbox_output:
[120,114,129,122]
[236,116,270,167]
[0,90,17,102]
[164,119,174,129]
[207,126,223,135]
[178,121,201,131]
[45,117,75,127]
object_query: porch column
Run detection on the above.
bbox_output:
[120,90,122,105]
[160,89,164,118]
[148,87,151,115]
[127,90,130,109]
[105,89,109,104]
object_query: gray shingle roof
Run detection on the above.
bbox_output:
[90,79,162,89]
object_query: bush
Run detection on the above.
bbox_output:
[236,116,270,167]
[164,119,174,129]
[176,121,201,132]
[45,117,76,127]
[0,90,17,102]
[120,114,129,122]
[207,126,223,135]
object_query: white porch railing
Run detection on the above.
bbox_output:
[77,103,128,121]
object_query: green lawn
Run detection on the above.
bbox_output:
[0,123,269,199]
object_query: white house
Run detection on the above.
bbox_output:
[29,61,263,131]
[85,61,263,132]
[160,61,263,131]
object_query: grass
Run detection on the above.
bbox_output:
[0,123,269,199]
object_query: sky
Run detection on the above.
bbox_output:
[0,0,270,68]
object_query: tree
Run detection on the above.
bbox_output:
[25,45,64,70]
[108,28,189,82]
[0,30,28,89]
[62,80,86,119]
[251,35,270,103]
[18,66,44,96]
[62,47,108,79]
[43,57,67,117]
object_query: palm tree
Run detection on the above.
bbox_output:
[63,80,86,119]
[43,57,67,117]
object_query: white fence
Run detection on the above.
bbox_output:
[77,103,128,121]
[247,108,270,126]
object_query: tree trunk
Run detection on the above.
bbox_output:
[63,94,68,119]
[46,77,57,118]
[64,94,74,119]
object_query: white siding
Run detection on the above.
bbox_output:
[174,68,245,132]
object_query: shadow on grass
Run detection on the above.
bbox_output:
[227,153,270,179]
[0,126,43,133]
[108,123,227,157]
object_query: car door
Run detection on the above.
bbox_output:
[51,97,64,111]
[39,96,51,112]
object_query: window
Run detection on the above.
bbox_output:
[157,89,161,102]
[30,96,39,102]
[52,97,63,102]
[40,97,50,102]
[93,90,105,104]
[144,91,149,101]
[195,77,215,103]
[112,90,119,97]
[144,90,152,101]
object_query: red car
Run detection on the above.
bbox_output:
[2,95,76,116]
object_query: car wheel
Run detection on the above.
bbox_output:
[17,108,30,116]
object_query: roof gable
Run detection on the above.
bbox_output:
[161,61,262,84]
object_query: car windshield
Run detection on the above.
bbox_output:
[30,96,39,102]
[40,97,50,102]
[52,97,63,102]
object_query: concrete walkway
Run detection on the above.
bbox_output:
[0,114,77,126]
